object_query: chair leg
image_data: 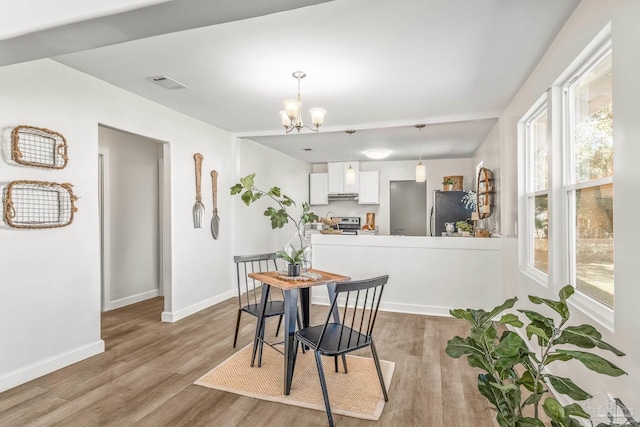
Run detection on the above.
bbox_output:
[296,312,305,354]
[370,338,388,402]
[334,356,339,373]
[341,354,348,374]
[233,309,242,348]
[275,314,283,337]
[258,317,267,367]
[314,351,334,427]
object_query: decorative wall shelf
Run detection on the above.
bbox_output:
[476,167,494,219]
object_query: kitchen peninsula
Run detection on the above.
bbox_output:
[310,234,502,316]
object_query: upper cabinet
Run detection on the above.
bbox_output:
[358,171,379,204]
[328,161,359,194]
[309,173,329,205]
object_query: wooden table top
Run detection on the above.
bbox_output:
[248,269,350,290]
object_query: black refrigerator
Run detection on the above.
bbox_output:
[430,190,474,236]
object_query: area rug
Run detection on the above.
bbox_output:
[194,344,394,421]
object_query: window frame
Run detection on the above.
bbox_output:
[519,95,550,286]
[561,42,614,328]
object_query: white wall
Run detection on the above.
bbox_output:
[233,138,312,256]
[491,0,640,415]
[472,121,501,236]
[312,158,474,235]
[98,126,163,309]
[0,59,236,392]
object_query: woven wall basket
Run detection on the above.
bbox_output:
[3,180,78,229]
[11,125,68,169]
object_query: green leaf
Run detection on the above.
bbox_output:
[546,374,591,400]
[496,414,510,427]
[479,297,518,326]
[555,350,627,377]
[264,207,276,217]
[240,190,253,206]
[517,370,544,394]
[546,353,573,364]
[558,285,575,303]
[239,173,255,189]
[515,418,546,427]
[556,325,625,356]
[445,336,484,358]
[251,192,262,202]
[529,295,569,322]
[467,353,492,372]
[543,397,566,421]
[494,331,526,357]
[498,313,524,328]
[489,382,519,393]
[450,309,476,324]
[230,183,243,195]
[522,392,545,407]
[268,186,281,197]
[563,403,589,419]
[518,310,554,328]
[526,324,549,343]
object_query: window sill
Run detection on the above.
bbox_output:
[521,265,549,289]
[568,291,614,332]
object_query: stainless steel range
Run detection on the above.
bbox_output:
[335,216,360,235]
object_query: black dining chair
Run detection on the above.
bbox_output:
[294,275,390,427]
[233,253,284,348]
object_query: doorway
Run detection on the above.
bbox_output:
[98,126,169,312]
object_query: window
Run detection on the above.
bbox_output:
[564,48,613,308]
[524,104,549,275]
[519,31,614,325]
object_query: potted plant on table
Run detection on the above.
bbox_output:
[230,173,318,270]
[455,220,473,236]
[443,178,456,191]
[276,249,305,277]
[445,285,626,427]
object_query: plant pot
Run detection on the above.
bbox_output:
[287,263,301,277]
[443,184,453,191]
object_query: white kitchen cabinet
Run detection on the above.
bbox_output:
[358,170,379,204]
[327,161,359,194]
[309,173,329,205]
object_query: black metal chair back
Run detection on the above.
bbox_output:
[294,275,390,427]
[233,253,283,348]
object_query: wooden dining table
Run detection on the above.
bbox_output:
[247,268,350,395]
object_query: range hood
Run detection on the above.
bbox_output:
[328,193,359,201]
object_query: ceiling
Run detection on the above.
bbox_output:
[3,0,580,164]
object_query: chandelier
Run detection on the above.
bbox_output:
[279,71,326,133]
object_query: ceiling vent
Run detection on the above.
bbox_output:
[146,75,187,90]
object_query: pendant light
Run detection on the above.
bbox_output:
[346,130,356,185]
[415,124,426,182]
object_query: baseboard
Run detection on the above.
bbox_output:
[161,290,235,323]
[107,289,160,310]
[0,340,105,393]
[310,296,453,317]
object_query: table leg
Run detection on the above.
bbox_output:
[283,288,299,395]
[251,283,270,367]
[300,287,310,328]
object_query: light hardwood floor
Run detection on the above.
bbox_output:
[0,296,497,426]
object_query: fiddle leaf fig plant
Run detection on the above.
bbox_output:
[230,173,318,230]
[446,285,626,427]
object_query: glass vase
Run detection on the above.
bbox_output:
[283,223,311,271]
